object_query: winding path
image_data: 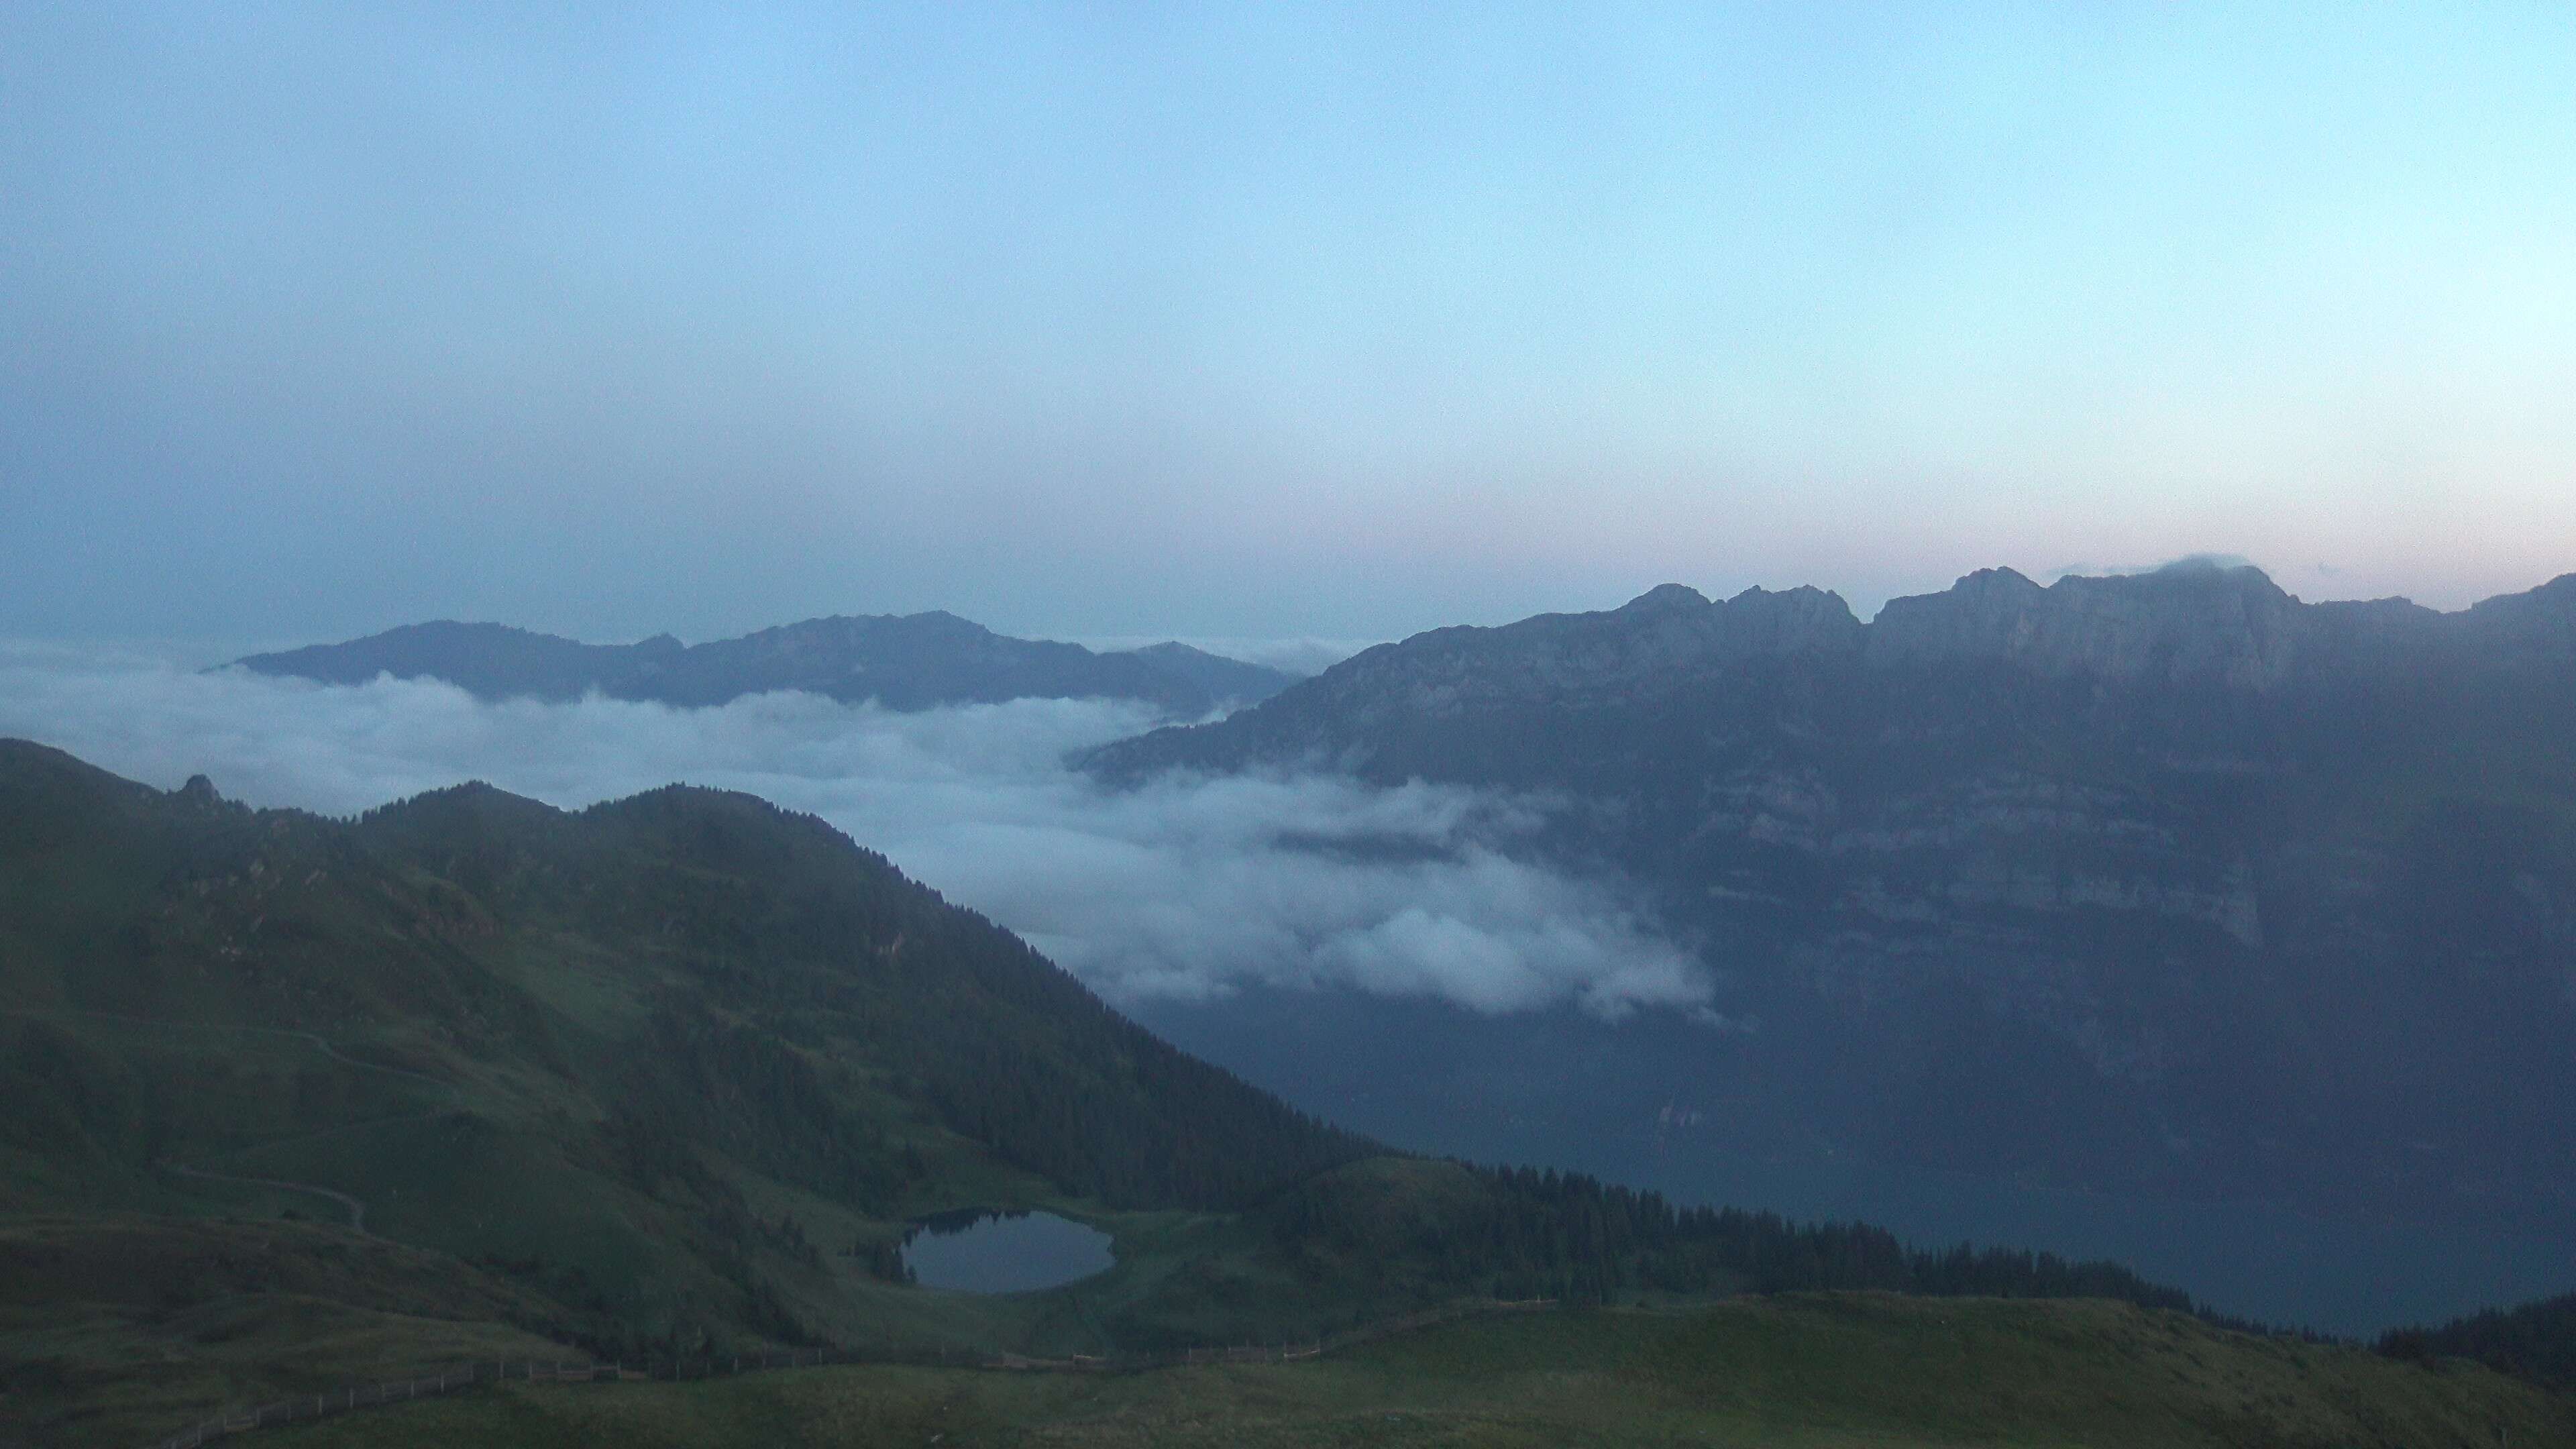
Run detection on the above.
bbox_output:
[3,1007,460,1093]
[4,1008,466,1237]
[160,1160,374,1233]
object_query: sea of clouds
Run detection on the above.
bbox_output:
[0,644,1708,1020]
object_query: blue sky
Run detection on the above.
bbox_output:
[5,3,2571,648]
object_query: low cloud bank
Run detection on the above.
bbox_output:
[0,647,1707,1019]
[2045,552,2263,581]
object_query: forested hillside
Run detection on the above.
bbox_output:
[2387,1291,2576,1391]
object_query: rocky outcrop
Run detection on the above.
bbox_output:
[1096,564,2576,776]
[2461,572,2576,662]
[1867,562,2310,686]
[1087,563,2576,1230]
[1864,561,2576,684]
[1302,582,1862,718]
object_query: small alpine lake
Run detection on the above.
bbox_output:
[901,1209,1114,1293]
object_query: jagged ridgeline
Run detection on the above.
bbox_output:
[1083,564,2576,1233]
[227,612,1295,716]
[2,736,2229,1445]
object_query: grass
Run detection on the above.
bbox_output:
[0,989,1499,1368]
[0,749,1411,1371]
[0,1215,574,1449]
[233,1294,2574,1449]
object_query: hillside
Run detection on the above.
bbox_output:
[229,1295,2576,1449]
[0,736,1377,1443]
[231,614,1296,716]
[0,737,1369,1336]
[3,738,2231,1446]
[2392,1289,2576,1391]
[1086,564,2576,1234]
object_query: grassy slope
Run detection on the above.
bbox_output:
[2395,1289,2576,1392]
[0,739,1379,1346]
[248,1294,2576,1449]
[0,739,1387,1445]
[0,1216,574,1449]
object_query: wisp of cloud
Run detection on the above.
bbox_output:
[0,646,1707,1020]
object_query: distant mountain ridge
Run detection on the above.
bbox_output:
[1091,563,2576,779]
[1087,564,2576,1236]
[1093,564,2573,747]
[232,612,1297,716]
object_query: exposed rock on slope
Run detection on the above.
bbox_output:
[1088,564,2576,1230]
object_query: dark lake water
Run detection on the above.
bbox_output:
[1382,1108,2576,1336]
[902,1210,1114,1293]
[1136,991,2576,1338]
[1635,1150,2576,1338]
[1456,1135,2576,1336]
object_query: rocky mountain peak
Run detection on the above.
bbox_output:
[1619,582,1713,614]
[1955,566,2048,597]
[1871,562,2308,686]
[2463,572,2576,661]
[1719,585,1866,655]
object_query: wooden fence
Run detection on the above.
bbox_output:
[144,1299,1556,1449]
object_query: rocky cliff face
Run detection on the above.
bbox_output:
[1089,565,2576,1230]
[1285,582,1862,722]
[1869,563,2310,685]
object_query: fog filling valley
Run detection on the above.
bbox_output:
[19,641,2576,1336]
[0,644,1707,1022]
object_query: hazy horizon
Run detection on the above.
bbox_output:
[12,552,2573,677]
[9,5,2572,647]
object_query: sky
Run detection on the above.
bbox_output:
[5,3,2573,651]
